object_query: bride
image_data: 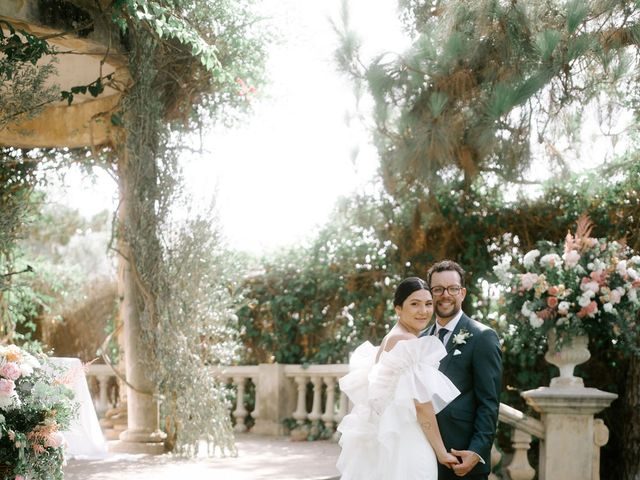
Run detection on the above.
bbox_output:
[336,277,460,480]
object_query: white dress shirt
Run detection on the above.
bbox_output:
[434,309,464,345]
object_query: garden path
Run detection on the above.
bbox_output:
[63,434,341,480]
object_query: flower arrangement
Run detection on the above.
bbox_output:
[0,345,78,480]
[494,216,640,350]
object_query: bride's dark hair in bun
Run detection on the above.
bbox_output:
[393,277,429,307]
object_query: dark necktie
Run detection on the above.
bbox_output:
[437,328,449,344]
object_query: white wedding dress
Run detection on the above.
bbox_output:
[336,336,460,480]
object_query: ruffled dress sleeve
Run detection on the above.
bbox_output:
[338,341,377,406]
[369,336,459,414]
[336,341,382,480]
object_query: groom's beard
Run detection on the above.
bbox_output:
[435,301,460,321]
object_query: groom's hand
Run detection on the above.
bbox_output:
[437,451,460,469]
[450,449,479,476]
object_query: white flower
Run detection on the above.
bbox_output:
[562,250,581,268]
[630,256,640,265]
[529,314,544,328]
[592,259,606,272]
[628,268,639,280]
[628,288,638,304]
[452,329,473,345]
[578,294,592,307]
[617,260,628,276]
[540,253,563,269]
[603,302,615,313]
[523,249,540,268]
[521,301,532,316]
[558,301,570,315]
[493,262,512,283]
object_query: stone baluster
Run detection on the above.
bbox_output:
[292,376,308,425]
[321,376,336,431]
[251,376,260,421]
[488,441,503,480]
[506,428,536,480]
[308,376,323,424]
[233,376,248,433]
[336,385,348,422]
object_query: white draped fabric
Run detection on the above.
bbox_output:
[50,357,108,459]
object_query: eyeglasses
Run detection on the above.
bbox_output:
[430,285,463,296]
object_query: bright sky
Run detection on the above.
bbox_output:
[55,0,407,254]
[182,0,408,252]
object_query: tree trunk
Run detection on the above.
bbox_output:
[623,354,640,480]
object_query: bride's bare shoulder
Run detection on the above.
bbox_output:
[383,332,417,352]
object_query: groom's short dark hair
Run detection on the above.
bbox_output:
[426,260,466,288]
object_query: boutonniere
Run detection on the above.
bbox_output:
[452,329,473,346]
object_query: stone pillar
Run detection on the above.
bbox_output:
[110,252,166,453]
[110,156,166,454]
[251,364,296,435]
[522,386,617,480]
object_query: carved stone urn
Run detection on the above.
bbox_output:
[544,328,591,388]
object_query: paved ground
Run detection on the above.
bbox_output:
[63,434,341,480]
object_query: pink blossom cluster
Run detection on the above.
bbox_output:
[509,235,640,334]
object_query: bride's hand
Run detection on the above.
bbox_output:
[437,451,460,468]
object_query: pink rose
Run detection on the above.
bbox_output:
[44,431,65,448]
[547,296,559,308]
[580,278,600,293]
[578,301,598,318]
[15,475,25,480]
[0,378,15,397]
[610,289,622,304]
[547,286,559,296]
[590,271,607,285]
[520,273,539,290]
[562,249,581,268]
[0,362,21,381]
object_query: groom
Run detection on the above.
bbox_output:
[423,260,502,479]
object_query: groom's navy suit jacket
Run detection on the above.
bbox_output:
[422,313,502,479]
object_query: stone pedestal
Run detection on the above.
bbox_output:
[523,385,617,480]
[251,364,296,435]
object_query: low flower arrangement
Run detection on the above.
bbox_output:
[0,345,78,480]
[494,217,640,350]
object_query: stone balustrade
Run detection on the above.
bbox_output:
[86,362,614,479]
[497,402,545,480]
[215,365,260,433]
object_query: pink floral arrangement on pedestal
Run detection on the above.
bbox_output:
[494,216,640,349]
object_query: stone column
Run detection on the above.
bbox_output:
[522,385,617,480]
[110,155,166,454]
[251,363,296,435]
